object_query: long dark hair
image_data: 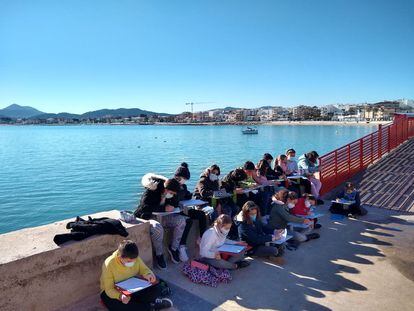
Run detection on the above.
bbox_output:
[241,201,261,225]
[256,159,268,177]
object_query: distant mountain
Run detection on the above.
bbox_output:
[81,108,170,119]
[29,112,82,120]
[0,104,44,118]
[0,105,172,120]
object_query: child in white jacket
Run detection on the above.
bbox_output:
[200,214,250,270]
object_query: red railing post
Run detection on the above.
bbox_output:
[387,125,391,152]
[378,124,382,159]
[405,117,409,140]
[395,121,398,148]
[334,150,338,187]
[370,133,374,164]
[347,144,351,178]
[359,139,363,169]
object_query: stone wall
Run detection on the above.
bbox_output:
[0,210,152,311]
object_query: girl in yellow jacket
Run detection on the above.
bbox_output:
[100,240,173,311]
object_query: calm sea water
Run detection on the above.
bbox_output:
[0,124,377,234]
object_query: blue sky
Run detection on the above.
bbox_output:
[1,0,413,114]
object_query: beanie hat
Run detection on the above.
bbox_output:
[174,162,190,180]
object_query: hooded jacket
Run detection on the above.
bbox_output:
[268,199,306,230]
[297,154,319,173]
[194,169,220,200]
[134,173,175,220]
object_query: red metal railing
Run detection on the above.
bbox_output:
[319,114,414,195]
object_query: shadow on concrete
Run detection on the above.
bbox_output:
[157,205,414,311]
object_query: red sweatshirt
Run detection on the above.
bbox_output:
[291,198,310,216]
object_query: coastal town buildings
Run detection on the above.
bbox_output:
[1,100,413,125]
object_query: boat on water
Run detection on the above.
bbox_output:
[242,126,258,134]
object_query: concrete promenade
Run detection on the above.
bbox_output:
[3,140,414,310]
[155,204,414,311]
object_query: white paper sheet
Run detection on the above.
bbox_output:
[152,208,181,216]
[179,199,208,207]
[217,244,245,254]
[115,277,152,293]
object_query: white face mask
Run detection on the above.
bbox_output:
[179,178,187,185]
[123,260,135,268]
[305,201,311,208]
[221,228,230,235]
[165,192,174,199]
[209,174,218,182]
[288,156,295,161]
[287,202,295,209]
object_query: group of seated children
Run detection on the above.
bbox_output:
[100,150,367,310]
[131,148,328,271]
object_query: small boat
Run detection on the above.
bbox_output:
[242,126,258,134]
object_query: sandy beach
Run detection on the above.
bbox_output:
[263,120,390,126]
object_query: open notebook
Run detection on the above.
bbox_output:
[179,199,208,207]
[115,277,152,294]
[152,208,181,216]
[217,244,246,254]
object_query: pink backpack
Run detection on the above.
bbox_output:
[182,260,232,287]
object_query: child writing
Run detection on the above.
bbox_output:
[199,214,250,270]
[100,240,173,311]
[331,182,367,217]
[236,201,285,264]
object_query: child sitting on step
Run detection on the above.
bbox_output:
[330,182,367,217]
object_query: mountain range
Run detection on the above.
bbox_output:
[0,104,171,120]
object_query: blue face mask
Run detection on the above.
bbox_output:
[250,214,257,222]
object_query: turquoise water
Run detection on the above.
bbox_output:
[0,124,377,234]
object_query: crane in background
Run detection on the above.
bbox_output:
[185,102,214,122]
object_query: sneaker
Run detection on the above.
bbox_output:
[151,298,173,310]
[305,233,320,241]
[156,255,167,270]
[314,223,322,229]
[167,246,180,264]
[236,260,250,269]
[179,245,189,262]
